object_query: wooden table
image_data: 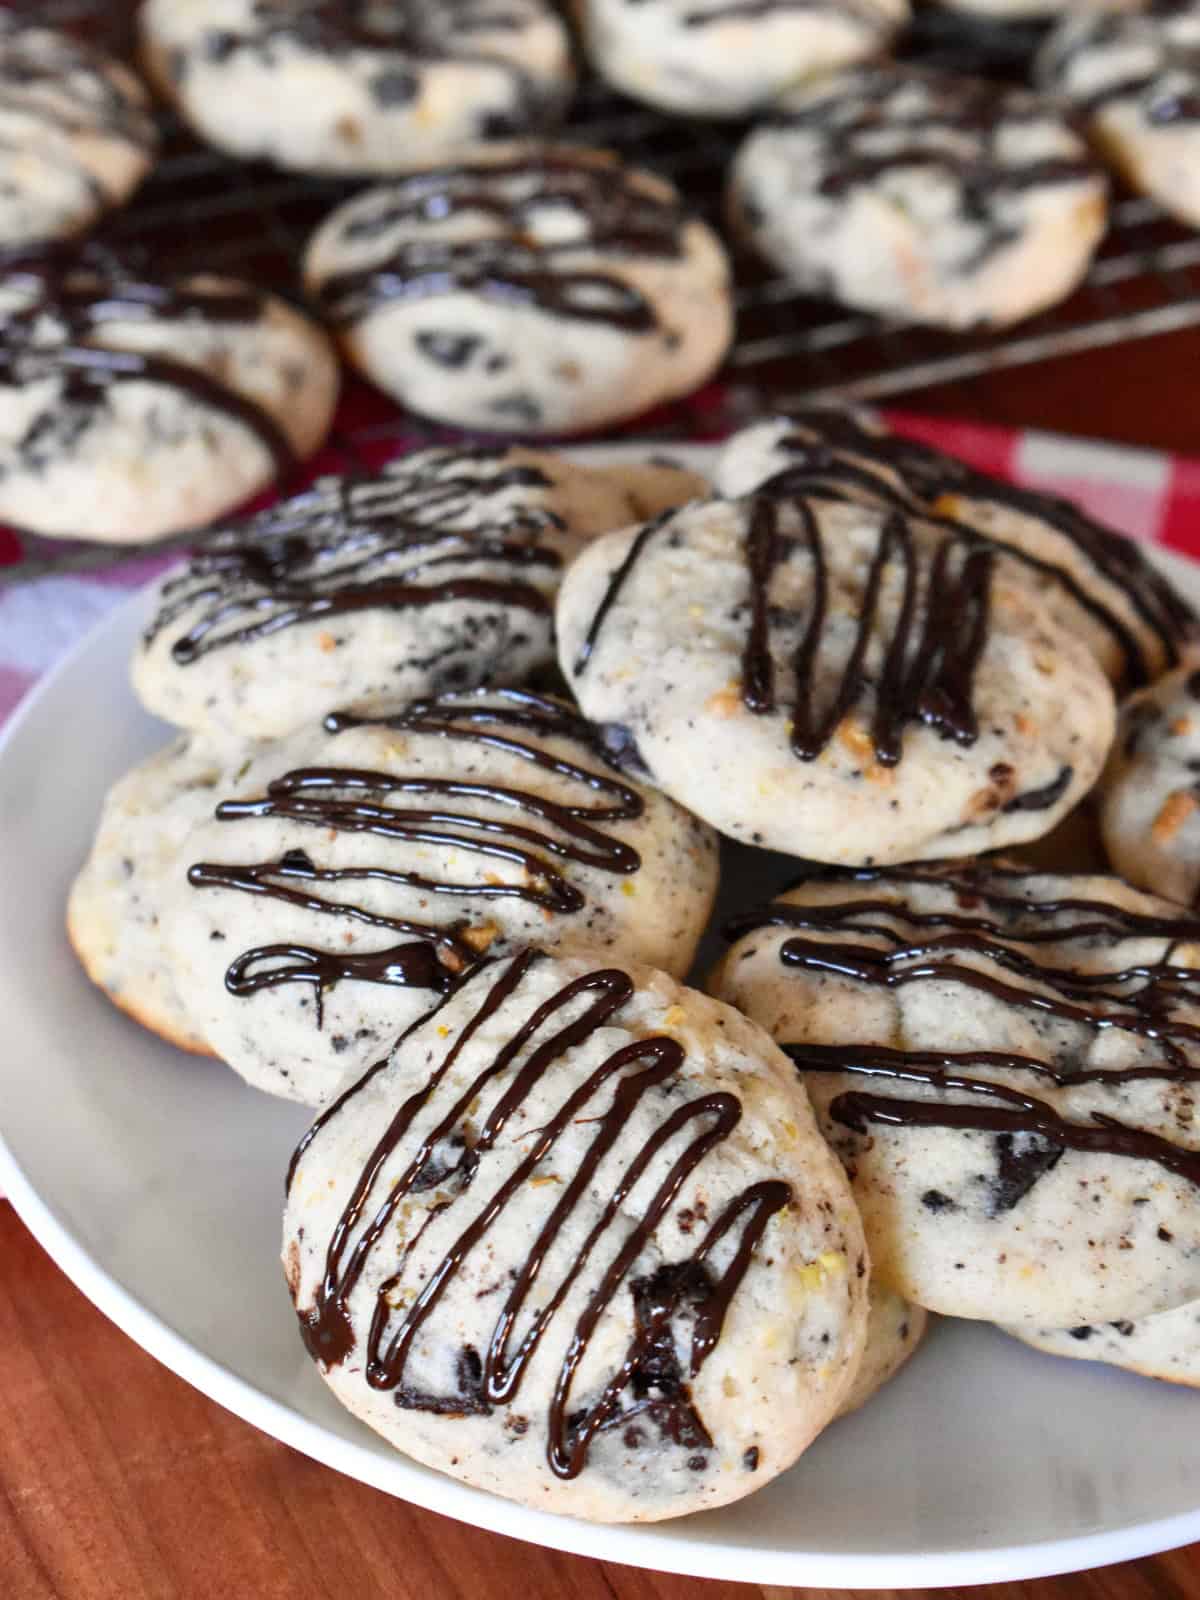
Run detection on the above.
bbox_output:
[4,341,1200,1600]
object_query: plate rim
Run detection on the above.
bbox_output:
[6,540,1200,1588]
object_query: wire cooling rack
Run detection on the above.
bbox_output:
[5,0,1200,580]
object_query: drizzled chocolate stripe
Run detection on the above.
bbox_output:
[0,260,296,479]
[730,861,1200,1189]
[576,493,994,767]
[188,689,645,1021]
[146,453,564,663]
[288,951,790,1478]
[194,0,558,132]
[315,152,686,332]
[781,1045,1200,1189]
[1044,5,1200,123]
[753,409,1194,684]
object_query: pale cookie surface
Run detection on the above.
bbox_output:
[67,733,261,1055]
[838,1286,929,1418]
[1037,3,1200,228]
[138,0,572,174]
[729,66,1107,330]
[304,145,734,435]
[1100,660,1200,907]
[576,0,907,118]
[0,19,157,252]
[283,949,868,1521]
[715,410,1197,688]
[0,255,337,543]
[166,689,720,1105]
[556,490,1115,863]
[712,860,1200,1327]
[933,0,1142,21]
[1001,1301,1200,1386]
[134,446,652,740]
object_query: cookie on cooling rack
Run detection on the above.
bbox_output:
[575,0,908,118]
[303,144,734,436]
[712,859,1200,1328]
[555,489,1115,863]
[165,689,720,1105]
[133,446,687,740]
[0,17,158,255]
[1037,2,1200,229]
[282,948,867,1521]
[1001,1302,1200,1386]
[714,410,1198,688]
[838,1287,929,1418]
[137,0,572,174]
[1098,659,1200,907]
[0,254,338,544]
[729,65,1107,330]
[67,733,263,1056]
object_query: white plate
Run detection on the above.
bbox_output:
[4,477,1200,1588]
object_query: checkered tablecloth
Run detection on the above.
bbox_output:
[3,404,1200,736]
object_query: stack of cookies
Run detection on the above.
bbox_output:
[67,411,1200,1522]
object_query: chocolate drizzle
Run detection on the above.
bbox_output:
[145,451,566,664]
[1042,4,1200,124]
[577,491,994,766]
[188,689,647,1021]
[0,21,157,249]
[728,860,1200,1192]
[189,0,561,135]
[288,951,791,1477]
[314,151,688,333]
[766,66,1098,267]
[0,255,296,480]
[744,409,1196,684]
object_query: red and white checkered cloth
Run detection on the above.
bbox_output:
[3,402,1200,736]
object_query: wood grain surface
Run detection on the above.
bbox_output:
[5,346,1200,1599]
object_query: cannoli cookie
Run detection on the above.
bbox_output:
[134,446,653,741]
[166,689,720,1104]
[1037,3,1200,228]
[67,733,261,1055]
[838,1287,929,1417]
[715,410,1197,687]
[138,0,572,173]
[556,489,1115,863]
[729,66,1107,329]
[0,254,337,543]
[575,0,908,119]
[304,145,734,435]
[0,18,157,254]
[283,948,868,1520]
[1002,1301,1200,1386]
[713,860,1200,1327]
[1099,659,1200,906]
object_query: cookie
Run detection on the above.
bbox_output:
[133,446,662,741]
[729,66,1107,330]
[165,689,721,1105]
[575,0,908,119]
[0,18,157,254]
[303,145,734,435]
[1001,1302,1200,1387]
[138,0,572,174]
[0,253,338,544]
[67,733,261,1055]
[934,0,1141,19]
[712,859,1200,1327]
[715,410,1197,688]
[1037,4,1200,229]
[597,457,711,522]
[838,1287,929,1418]
[556,489,1115,864]
[1099,660,1200,907]
[282,948,868,1521]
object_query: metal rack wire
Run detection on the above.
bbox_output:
[5,0,1200,581]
